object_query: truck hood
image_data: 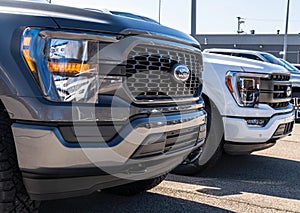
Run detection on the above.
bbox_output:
[1,0,199,47]
[203,52,290,75]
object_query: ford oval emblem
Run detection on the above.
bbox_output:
[172,63,190,83]
[286,86,292,97]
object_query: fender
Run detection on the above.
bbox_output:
[0,64,17,96]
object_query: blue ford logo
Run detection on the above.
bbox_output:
[172,63,190,83]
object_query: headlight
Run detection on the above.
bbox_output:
[225,71,270,107]
[21,28,121,103]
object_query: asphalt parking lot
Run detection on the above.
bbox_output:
[39,124,300,213]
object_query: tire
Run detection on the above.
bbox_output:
[172,97,224,176]
[105,174,167,196]
[0,105,39,212]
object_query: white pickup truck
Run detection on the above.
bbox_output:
[174,52,295,175]
[203,48,300,121]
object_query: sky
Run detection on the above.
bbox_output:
[51,0,300,35]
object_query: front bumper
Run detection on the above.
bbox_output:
[223,111,294,149]
[12,110,206,200]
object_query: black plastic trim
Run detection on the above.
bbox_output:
[224,141,276,155]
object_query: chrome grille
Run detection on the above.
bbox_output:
[126,45,202,101]
[291,88,300,120]
[291,97,300,120]
[260,74,291,109]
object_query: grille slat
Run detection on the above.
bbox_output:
[164,139,196,153]
[126,45,202,102]
[165,132,199,146]
[131,126,199,159]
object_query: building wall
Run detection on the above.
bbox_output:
[195,34,300,63]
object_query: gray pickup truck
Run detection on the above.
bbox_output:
[0,1,206,211]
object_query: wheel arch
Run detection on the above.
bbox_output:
[197,92,225,166]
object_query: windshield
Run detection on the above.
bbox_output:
[279,59,299,72]
[111,11,159,24]
[260,52,293,70]
[84,8,112,14]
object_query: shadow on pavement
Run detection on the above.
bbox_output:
[168,154,300,200]
[39,191,229,213]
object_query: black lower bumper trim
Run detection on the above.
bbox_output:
[23,174,133,201]
[22,167,109,179]
[224,141,276,155]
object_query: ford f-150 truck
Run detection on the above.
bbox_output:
[204,48,300,121]
[174,52,294,175]
[0,1,206,211]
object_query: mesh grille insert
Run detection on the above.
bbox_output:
[126,45,202,101]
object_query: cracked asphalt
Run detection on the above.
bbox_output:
[39,124,300,213]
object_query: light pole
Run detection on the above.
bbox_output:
[283,0,290,60]
[158,0,162,24]
[237,17,245,34]
[191,0,196,37]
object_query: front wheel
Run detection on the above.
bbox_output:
[172,98,224,175]
[0,105,39,212]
